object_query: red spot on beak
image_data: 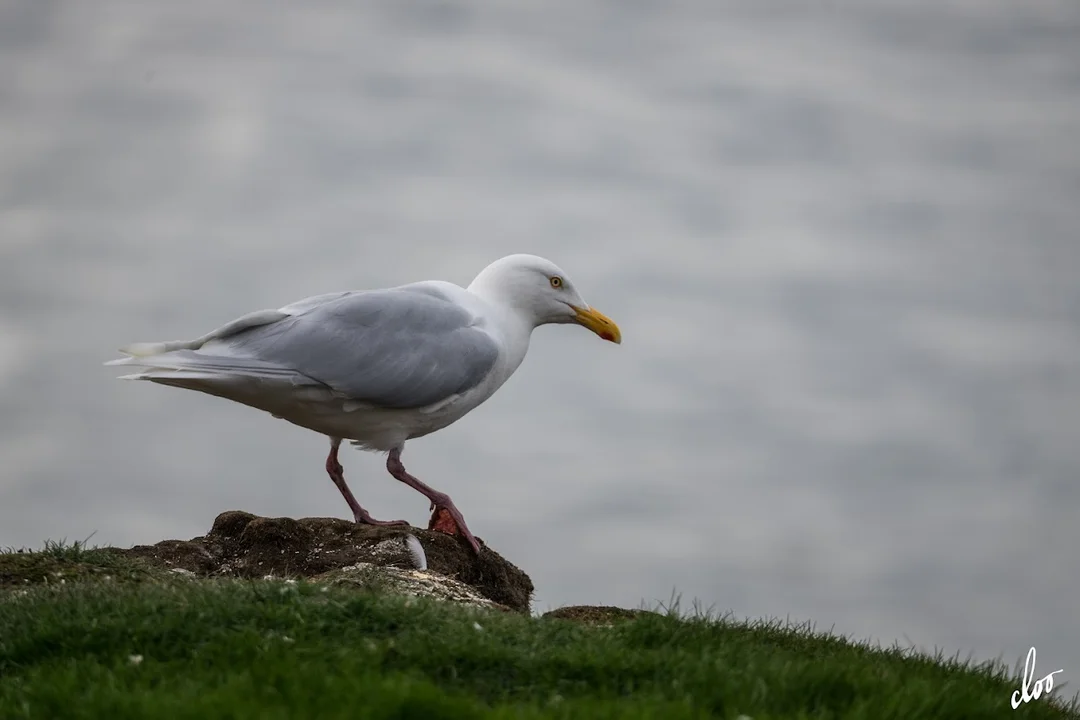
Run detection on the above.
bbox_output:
[600,331,616,342]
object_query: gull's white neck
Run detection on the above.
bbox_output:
[465,274,537,381]
[466,270,540,325]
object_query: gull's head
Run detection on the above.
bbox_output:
[468,254,622,344]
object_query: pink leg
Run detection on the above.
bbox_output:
[326,438,408,527]
[386,447,481,553]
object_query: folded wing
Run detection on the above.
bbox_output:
[108,286,502,410]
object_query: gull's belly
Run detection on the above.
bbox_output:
[272,368,508,451]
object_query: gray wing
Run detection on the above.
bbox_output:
[206,286,501,409]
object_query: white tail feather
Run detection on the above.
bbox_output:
[105,348,316,389]
[118,340,201,357]
[106,308,292,367]
[116,369,229,382]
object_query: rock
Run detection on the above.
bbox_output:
[119,510,534,613]
[123,539,217,575]
[315,564,510,611]
[542,605,659,625]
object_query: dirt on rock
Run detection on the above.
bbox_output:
[117,510,534,613]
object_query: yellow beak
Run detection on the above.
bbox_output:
[571,305,622,344]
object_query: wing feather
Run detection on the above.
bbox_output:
[202,286,501,409]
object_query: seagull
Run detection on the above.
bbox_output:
[106,254,622,553]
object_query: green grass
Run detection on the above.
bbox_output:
[0,545,1076,719]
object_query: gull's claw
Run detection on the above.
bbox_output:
[354,510,410,527]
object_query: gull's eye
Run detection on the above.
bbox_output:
[549,276,563,289]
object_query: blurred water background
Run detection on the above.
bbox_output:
[2,0,1078,680]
